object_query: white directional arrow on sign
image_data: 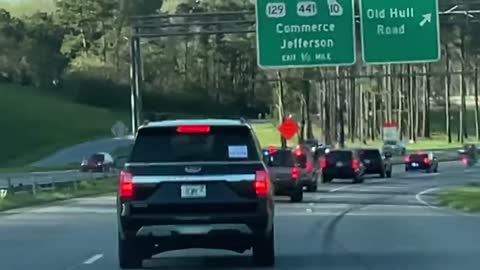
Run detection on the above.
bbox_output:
[419,13,432,27]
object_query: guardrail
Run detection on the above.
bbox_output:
[0,170,118,197]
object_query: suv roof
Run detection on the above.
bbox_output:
[140,119,249,129]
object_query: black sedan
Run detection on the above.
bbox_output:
[404,152,438,173]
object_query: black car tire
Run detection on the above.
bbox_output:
[321,175,331,183]
[290,187,303,202]
[118,235,149,269]
[353,176,364,184]
[252,228,275,267]
[380,171,385,178]
[306,176,318,192]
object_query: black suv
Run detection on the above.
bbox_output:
[320,149,365,183]
[117,119,275,269]
[356,149,392,178]
[264,148,303,202]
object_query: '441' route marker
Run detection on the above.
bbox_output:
[255,0,356,69]
[359,0,441,65]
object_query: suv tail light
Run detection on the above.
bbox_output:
[291,167,300,179]
[294,148,303,157]
[255,169,270,197]
[423,157,430,164]
[176,125,211,133]
[320,158,327,169]
[306,161,313,173]
[404,156,410,163]
[352,159,360,171]
[120,171,134,199]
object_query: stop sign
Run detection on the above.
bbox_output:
[278,118,299,140]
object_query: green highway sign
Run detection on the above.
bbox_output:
[359,0,441,65]
[255,0,356,69]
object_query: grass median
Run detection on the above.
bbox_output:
[438,185,480,212]
[0,178,117,212]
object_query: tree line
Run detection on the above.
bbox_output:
[1,0,480,145]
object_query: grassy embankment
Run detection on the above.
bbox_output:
[0,178,117,211]
[0,83,127,168]
[438,185,480,212]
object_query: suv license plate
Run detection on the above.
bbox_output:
[336,162,343,167]
[181,185,206,198]
[412,162,419,167]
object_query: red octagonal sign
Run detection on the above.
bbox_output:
[278,118,299,140]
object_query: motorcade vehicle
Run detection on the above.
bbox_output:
[117,119,275,268]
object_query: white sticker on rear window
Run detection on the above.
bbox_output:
[228,145,248,158]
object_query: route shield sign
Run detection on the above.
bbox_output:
[359,0,441,64]
[255,0,356,69]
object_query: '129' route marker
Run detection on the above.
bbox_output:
[255,0,356,69]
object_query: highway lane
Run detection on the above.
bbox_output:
[1,161,480,270]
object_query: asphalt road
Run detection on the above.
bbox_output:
[31,137,134,167]
[1,162,480,270]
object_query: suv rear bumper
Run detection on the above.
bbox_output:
[364,166,383,174]
[118,200,273,249]
[273,179,302,195]
[322,168,359,179]
[119,212,271,252]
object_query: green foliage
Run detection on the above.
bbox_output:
[0,83,127,167]
[0,0,54,15]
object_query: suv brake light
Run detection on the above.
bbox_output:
[352,159,360,171]
[423,157,430,164]
[176,125,211,133]
[320,158,327,169]
[120,171,134,199]
[294,148,303,156]
[306,161,313,173]
[291,167,300,179]
[404,156,410,163]
[255,169,270,196]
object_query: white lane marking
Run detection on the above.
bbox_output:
[368,178,387,183]
[404,173,439,178]
[415,187,440,210]
[83,254,104,264]
[276,211,453,217]
[329,185,352,193]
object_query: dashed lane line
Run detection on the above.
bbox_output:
[83,254,104,265]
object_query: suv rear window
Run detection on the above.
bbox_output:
[326,151,353,161]
[89,154,104,162]
[270,150,295,167]
[358,150,381,160]
[129,126,260,163]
